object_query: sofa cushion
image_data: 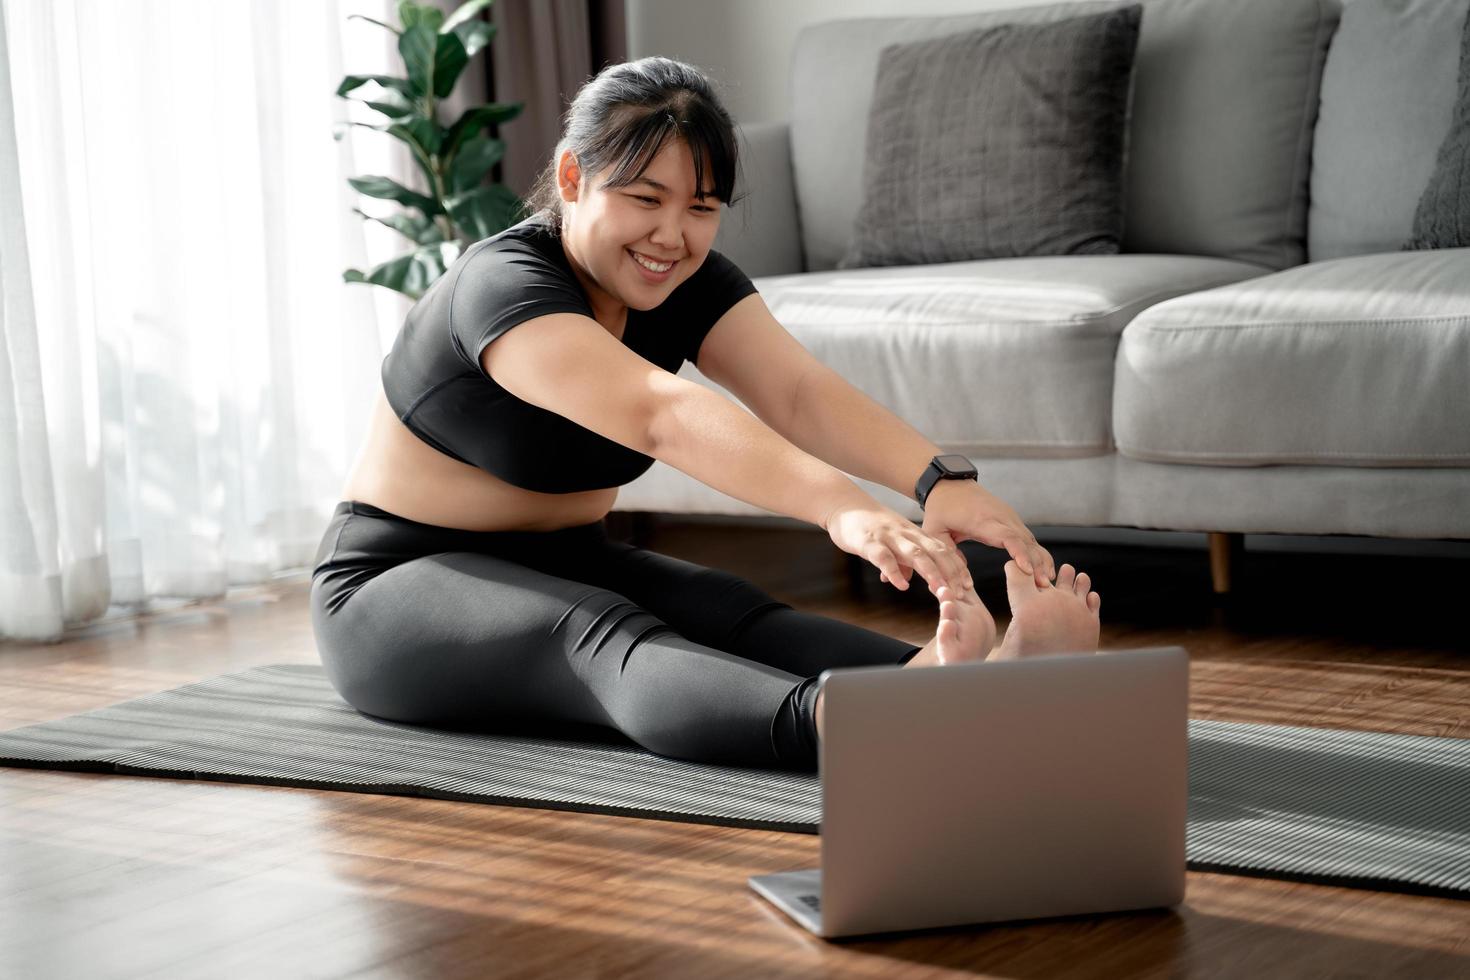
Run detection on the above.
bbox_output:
[1308,0,1468,261]
[838,6,1143,268]
[1405,2,1470,250]
[790,0,1339,273]
[713,255,1266,459]
[1114,248,1470,466]
[711,122,804,279]
[1120,0,1338,270]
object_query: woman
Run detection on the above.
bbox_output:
[311,57,1103,773]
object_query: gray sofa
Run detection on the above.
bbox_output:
[612,0,1470,589]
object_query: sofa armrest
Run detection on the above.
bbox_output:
[711,121,805,278]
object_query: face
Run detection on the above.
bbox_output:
[556,137,723,314]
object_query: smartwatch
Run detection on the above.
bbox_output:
[915,454,979,509]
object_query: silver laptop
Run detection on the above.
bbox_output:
[748,645,1189,939]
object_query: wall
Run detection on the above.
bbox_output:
[625,0,1068,124]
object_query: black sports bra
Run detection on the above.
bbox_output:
[380,211,758,493]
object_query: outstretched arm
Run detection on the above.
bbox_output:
[781,360,1054,585]
[696,295,1055,586]
[481,306,972,597]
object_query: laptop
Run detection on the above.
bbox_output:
[748,645,1189,939]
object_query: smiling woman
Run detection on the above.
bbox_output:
[315,55,1084,775]
[541,137,723,321]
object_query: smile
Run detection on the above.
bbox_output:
[628,250,677,274]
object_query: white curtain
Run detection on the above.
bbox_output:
[0,0,423,641]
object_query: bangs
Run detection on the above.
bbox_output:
[599,103,738,204]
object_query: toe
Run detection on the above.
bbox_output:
[1056,563,1076,591]
[1087,591,1101,614]
[1075,571,1091,597]
[1003,559,1032,586]
[1003,559,1037,604]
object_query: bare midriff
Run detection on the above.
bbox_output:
[339,386,619,533]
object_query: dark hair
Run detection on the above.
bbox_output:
[520,56,746,233]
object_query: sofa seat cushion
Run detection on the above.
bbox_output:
[1114,248,1470,466]
[725,254,1266,458]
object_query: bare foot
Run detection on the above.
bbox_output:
[905,584,997,667]
[988,561,1101,661]
[816,583,997,737]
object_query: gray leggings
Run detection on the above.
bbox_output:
[310,501,922,772]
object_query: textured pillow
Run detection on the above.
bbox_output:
[1308,0,1467,261]
[837,6,1144,269]
[1404,3,1470,250]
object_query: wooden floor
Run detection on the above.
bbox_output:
[2,519,1468,979]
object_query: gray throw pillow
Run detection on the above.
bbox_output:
[1403,3,1470,251]
[838,6,1144,270]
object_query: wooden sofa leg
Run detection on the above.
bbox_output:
[1208,532,1243,594]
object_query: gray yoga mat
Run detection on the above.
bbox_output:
[0,664,1466,899]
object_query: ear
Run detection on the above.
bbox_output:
[556,149,582,204]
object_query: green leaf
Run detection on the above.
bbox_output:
[352,207,447,246]
[339,79,424,122]
[336,74,414,99]
[448,134,505,192]
[442,0,494,34]
[386,121,441,191]
[446,184,522,241]
[431,31,469,99]
[400,24,471,100]
[344,242,463,300]
[452,20,494,59]
[345,14,401,36]
[398,24,438,97]
[362,89,418,119]
[366,100,413,120]
[443,102,523,159]
[398,1,444,32]
[388,116,443,156]
[335,122,439,187]
[348,175,443,217]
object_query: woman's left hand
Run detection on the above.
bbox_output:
[917,480,1056,588]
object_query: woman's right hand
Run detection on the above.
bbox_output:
[824,501,974,597]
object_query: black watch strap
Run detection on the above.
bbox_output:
[915,454,979,509]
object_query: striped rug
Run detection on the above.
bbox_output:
[0,664,1465,898]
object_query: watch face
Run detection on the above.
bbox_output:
[937,454,976,476]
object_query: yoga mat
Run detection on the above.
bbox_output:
[1,664,1466,899]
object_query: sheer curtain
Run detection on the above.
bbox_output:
[0,0,420,641]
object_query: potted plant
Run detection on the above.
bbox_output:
[335,0,524,299]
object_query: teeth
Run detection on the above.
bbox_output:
[631,251,673,273]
